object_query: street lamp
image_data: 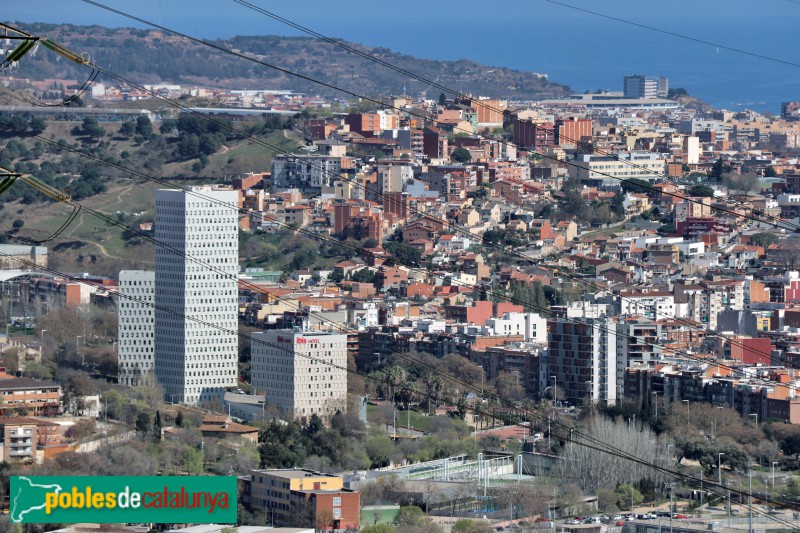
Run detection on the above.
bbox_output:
[652,391,659,420]
[76,335,83,367]
[682,399,689,427]
[772,461,779,490]
[718,452,725,486]
[170,394,176,405]
[40,329,47,345]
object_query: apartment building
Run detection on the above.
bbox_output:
[271,155,343,191]
[247,469,360,530]
[0,376,61,416]
[547,318,619,405]
[0,417,62,463]
[569,152,667,188]
[117,270,155,387]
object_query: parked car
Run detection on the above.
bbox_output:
[673,514,688,519]
[615,521,626,527]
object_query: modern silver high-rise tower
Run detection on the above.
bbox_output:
[154,187,239,406]
[118,270,155,387]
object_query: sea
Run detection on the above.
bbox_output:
[241,14,800,115]
[12,8,800,114]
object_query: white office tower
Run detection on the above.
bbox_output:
[251,330,348,420]
[118,270,155,387]
[154,188,239,406]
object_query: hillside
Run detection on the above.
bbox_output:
[3,22,570,100]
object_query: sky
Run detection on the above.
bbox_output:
[5,1,794,38]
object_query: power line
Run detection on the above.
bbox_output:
[2,118,791,397]
[6,17,792,528]
[543,0,800,70]
[0,24,795,526]
[231,0,794,230]
[0,31,791,389]
[219,3,794,365]
[0,247,797,526]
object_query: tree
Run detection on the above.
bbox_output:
[451,147,472,163]
[709,157,727,179]
[621,178,651,195]
[597,487,618,512]
[183,446,204,474]
[135,411,151,435]
[175,410,184,427]
[438,92,447,105]
[394,506,425,527]
[80,116,105,140]
[563,416,671,493]
[765,165,777,177]
[614,483,643,511]
[62,372,93,415]
[119,121,136,137]
[771,238,800,271]
[29,117,47,135]
[362,526,395,533]
[135,115,155,139]
[749,232,778,249]
[23,361,53,380]
[722,171,759,196]
[453,519,493,533]
[689,184,715,198]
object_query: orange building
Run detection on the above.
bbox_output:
[0,417,63,463]
[0,376,61,416]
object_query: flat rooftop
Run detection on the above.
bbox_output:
[251,468,339,479]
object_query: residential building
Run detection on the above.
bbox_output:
[547,318,618,405]
[271,155,343,191]
[0,376,61,416]
[154,188,239,406]
[484,312,547,344]
[569,152,666,188]
[0,417,62,463]
[247,469,359,531]
[251,330,348,420]
[199,414,259,443]
[117,270,155,387]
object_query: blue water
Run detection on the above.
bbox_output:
[265,15,800,114]
[8,5,800,113]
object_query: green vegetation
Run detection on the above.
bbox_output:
[10,23,570,100]
[451,147,472,163]
[750,232,779,248]
[689,184,715,197]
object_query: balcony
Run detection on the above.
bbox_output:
[9,449,32,456]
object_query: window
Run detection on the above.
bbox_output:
[332,507,341,519]
[332,497,341,507]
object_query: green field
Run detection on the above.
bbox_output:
[367,404,437,432]
[361,505,399,526]
[0,117,302,273]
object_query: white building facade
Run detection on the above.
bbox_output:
[117,270,155,387]
[251,330,348,420]
[153,188,239,406]
[485,312,547,344]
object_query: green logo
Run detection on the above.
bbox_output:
[10,476,237,524]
